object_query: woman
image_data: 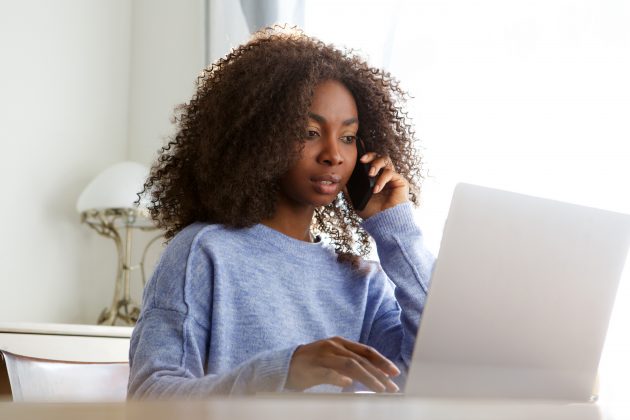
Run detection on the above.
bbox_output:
[128,27,434,398]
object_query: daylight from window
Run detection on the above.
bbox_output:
[301,0,630,403]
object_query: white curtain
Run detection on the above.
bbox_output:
[205,0,304,64]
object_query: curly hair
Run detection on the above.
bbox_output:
[141,26,422,262]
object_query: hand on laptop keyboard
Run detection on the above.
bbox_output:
[285,336,400,393]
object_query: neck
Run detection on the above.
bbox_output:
[261,198,315,243]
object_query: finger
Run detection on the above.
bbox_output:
[324,338,400,392]
[367,156,392,177]
[373,167,395,194]
[333,337,400,377]
[359,153,390,169]
[315,367,354,389]
[376,169,409,195]
[327,355,389,393]
[334,349,400,393]
[359,152,380,163]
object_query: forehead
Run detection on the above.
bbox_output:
[309,80,358,121]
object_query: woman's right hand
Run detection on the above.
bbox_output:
[285,336,400,393]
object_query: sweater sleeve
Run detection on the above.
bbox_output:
[360,202,435,387]
[127,225,296,398]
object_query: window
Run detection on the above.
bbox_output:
[209,0,630,402]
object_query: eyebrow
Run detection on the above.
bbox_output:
[308,112,358,126]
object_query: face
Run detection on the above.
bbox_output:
[278,79,359,210]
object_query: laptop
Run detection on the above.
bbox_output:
[405,183,630,401]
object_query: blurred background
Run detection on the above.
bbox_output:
[0,0,628,403]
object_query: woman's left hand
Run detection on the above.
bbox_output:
[350,153,409,220]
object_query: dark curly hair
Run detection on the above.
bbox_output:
[141,26,422,261]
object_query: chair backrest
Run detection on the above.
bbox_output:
[1,351,129,402]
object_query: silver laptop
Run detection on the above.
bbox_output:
[405,183,630,401]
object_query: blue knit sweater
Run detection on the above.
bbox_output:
[127,202,434,397]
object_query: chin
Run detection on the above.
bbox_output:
[312,194,341,208]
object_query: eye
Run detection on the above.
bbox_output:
[340,135,357,145]
[304,129,320,140]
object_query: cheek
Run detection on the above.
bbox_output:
[343,146,358,174]
[279,159,311,191]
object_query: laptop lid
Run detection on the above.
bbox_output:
[405,183,630,401]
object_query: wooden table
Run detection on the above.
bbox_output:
[0,396,628,420]
[1,323,628,418]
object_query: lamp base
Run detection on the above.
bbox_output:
[97,299,141,326]
[81,208,159,326]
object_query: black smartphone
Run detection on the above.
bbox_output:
[347,138,377,211]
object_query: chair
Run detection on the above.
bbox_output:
[0,351,129,402]
[0,322,133,402]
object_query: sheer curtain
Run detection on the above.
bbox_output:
[207,0,630,403]
[204,0,305,64]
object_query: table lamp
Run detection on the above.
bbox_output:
[76,161,159,326]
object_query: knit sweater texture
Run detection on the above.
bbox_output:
[128,202,434,397]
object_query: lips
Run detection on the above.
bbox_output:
[311,174,341,195]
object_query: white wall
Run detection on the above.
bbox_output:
[0,0,205,324]
[0,0,131,323]
[127,0,205,166]
[206,0,250,64]
[125,0,206,316]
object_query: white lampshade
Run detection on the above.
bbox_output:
[76,161,150,213]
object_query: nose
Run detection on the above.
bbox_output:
[317,134,344,166]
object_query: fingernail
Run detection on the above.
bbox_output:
[361,155,369,162]
[373,185,380,193]
[369,167,376,176]
[391,364,401,375]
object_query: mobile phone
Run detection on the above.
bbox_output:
[346,138,377,211]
